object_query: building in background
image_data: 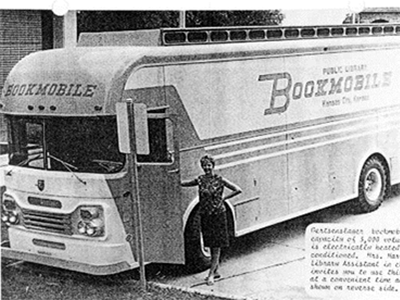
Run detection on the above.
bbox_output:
[1,10,52,152]
[344,7,400,23]
[359,7,400,23]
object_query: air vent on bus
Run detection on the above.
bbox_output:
[161,24,400,46]
[28,197,62,209]
[22,209,72,235]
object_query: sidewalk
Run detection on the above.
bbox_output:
[157,229,321,300]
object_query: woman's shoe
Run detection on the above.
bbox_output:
[206,275,214,286]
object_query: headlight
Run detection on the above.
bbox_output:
[75,206,104,237]
[8,212,18,224]
[1,194,20,226]
[80,207,100,220]
[2,193,16,209]
[3,198,17,210]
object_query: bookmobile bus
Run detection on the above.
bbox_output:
[1,24,400,275]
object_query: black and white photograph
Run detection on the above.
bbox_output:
[1,1,399,299]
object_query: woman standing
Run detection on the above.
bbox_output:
[182,155,242,285]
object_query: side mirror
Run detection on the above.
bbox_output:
[116,102,150,155]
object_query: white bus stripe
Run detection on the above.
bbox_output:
[215,124,399,170]
[206,108,400,151]
[212,115,400,160]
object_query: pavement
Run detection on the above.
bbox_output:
[155,227,313,300]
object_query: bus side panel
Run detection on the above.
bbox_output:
[166,45,400,236]
[285,47,400,213]
[288,136,364,213]
[219,157,289,233]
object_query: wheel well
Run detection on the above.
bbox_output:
[183,202,236,238]
[361,153,391,197]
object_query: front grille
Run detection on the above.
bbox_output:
[21,209,73,235]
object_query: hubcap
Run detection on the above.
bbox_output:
[364,168,382,205]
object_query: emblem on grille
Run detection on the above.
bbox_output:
[36,179,45,191]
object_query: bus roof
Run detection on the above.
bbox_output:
[0,46,149,116]
[1,24,400,117]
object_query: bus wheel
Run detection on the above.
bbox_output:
[356,157,388,213]
[184,210,211,273]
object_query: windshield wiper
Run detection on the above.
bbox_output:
[18,154,42,166]
[6,153,42,176]
[48,154,87,185]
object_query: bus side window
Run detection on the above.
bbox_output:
[137,116,173,164]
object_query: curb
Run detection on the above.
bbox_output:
[149,281,254,300]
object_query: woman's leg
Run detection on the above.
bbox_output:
[207,247,221,285]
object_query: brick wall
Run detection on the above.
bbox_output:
[358,8,400,24]
[0,10,44,149]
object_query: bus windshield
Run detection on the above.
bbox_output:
[7,116,125,173]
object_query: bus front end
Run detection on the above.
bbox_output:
[1,114,137,274]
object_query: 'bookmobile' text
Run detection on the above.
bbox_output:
[260,71,392,115]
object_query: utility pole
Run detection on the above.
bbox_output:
[52,0,77,48]
[116,101,148,291]
[348,0,364,24]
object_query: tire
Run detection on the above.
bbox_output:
[356,157,388,213]
[184,209,211,273]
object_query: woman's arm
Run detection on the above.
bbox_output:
[181,178,198,187]
[222,178,242,201]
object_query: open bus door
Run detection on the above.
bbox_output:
[116,102,184,265]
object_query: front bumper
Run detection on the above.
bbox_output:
[1,245,136,275]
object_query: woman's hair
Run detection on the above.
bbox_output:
[200,155,215,167]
